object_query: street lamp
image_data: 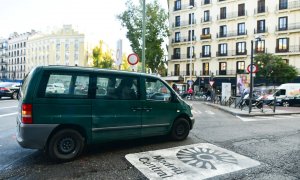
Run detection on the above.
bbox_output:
[249,36,262,113]
[189,5,194,88]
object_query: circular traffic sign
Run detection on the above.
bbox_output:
[247,64,258,73]
[127,53,139,65]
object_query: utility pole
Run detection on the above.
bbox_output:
[142,0,146,73]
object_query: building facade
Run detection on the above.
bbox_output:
[26,25,86,74]
[167,0,300,92]
[6,31,36,80]
[0,39,8,80]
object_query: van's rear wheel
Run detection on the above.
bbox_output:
[48,129,84,161]
[170,118,190,141]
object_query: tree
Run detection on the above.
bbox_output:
[92,40,113,69]
[117,0,169,73]
[254,53,298,85]
[120,53,130,71]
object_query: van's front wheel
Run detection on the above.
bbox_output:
[48,129,84,161]
[170,118,190,141]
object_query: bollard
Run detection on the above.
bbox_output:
[273,96,276,113]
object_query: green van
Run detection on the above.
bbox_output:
[17,66,194,161]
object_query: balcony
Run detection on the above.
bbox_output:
[172,20,196,29]
[254,27,268,34]
[173,3,198,12]
[275,23,300,34]
[199,53,211,58]
[171,36,197,44]
[215,70,237,76]
[171,54,196,60]
[169,71,197,76]
[199,71,214,76]
[200,34,212,40]
[254,48,268,54]
[275,45,300,54]
[217,11,247,21]
[216,50,247,57]
[0,60,8,65]
[216,30,247,40]
[254,6,268,15]
[200,17,212,24]
[276,1,300,12]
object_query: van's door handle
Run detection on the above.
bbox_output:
[143,107,152,112]
[131,107,143,112]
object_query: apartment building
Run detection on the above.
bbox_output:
[0,39,8,80]
[6,31,36,80]
[166,0,300,92]
[26,25,86,74]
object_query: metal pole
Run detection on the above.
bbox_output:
[190,14,193,88]
[249,40,254,113]
[142,0,146,73]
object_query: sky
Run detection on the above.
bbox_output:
[0,0,168,54]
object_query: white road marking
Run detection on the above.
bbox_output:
[205,110,215,115]
[0,112,18,118]
[0,106,17,110]
[237,115,299,122]
[192,110,202,115]
[126,143,260,180]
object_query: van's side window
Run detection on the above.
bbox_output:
[96,76,139,100]
[39,73,90,98]
[145,78,171,101]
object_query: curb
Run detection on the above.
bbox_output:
[205,102,300,117]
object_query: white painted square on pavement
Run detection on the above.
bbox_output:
[125,143,260,180]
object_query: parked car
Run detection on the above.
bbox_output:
[45,83,66,94]
[282,96,300,107]
[0,82,21,99]
[17,66,194,161]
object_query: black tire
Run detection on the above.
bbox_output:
[12,92,18,99]
[283,101,290,107]
[48,129,85,161]
[170,118,190,141]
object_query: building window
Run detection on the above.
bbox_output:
[188,30,195,41]
[186,64,190,76]
[218,43,227,56]
[279,0,288,10]
[189,13,195,24]
[237,61,245,73]
[204,0,210,5]
[220,7,226,19]
[237,23,246,35]
[56,40,60,51]
[75,40,79,51]
[175,16,180,27]
[187,46,194,58]
[257,0,265,13]
[203,63,209,75]
[175,32,180,42]
[204,10,210,22]
[174,64,180,76]
[256,40,265,53]
[190,0,195,6]
[219,62,227,75]
[278,17,288,31]
[236,42,246,55]
[276,38,289,52]
[202,28,210,35]
[257,20,266,33]
[173,48,180,59]
[219,25,227,37]
[202,45,211,57]
[238,3,245,16]
[174,0,181,11]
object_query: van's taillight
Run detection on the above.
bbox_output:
[22,104,32,124]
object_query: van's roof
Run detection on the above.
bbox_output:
[38,65,159,78]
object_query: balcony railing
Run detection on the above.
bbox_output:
[200,34,212,40]
[0,60,8,65]
[171,54,196,60]
[277,1,300,10]
[216,50,247,57]
[254,27,268,34]
[275,45,300,53]
[169,71,197,76]
[172,20,196,28]
[215,70,237,76]
[216,30,247,38]
[254,6,268,14]
[200,53,211,58]
[201,17,212,23]
[173,3,197,11]
[217,11,247,20]
[276,23,300,31]
[255,48,268,54]
[171,36,196,44]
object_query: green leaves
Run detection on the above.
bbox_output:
[118,0,168,73]
[92,40,113,69]
[254,53,298,84]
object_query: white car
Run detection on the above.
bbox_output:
[46,83,65,94]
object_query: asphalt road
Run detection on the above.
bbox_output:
[0,100,299,179]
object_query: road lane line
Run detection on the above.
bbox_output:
[0,106,18,110]
[205,110,215,115]
[0,112,18,117]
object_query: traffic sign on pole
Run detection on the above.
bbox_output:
[127,53,139,66]
[247,64,258,73]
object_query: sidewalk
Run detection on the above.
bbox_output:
[205,102,300,117]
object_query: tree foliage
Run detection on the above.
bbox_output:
[117,0,169,73]
[92,40,113,69]
[254,53,298,84]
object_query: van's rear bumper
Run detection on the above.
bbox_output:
[16,119,58,149]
